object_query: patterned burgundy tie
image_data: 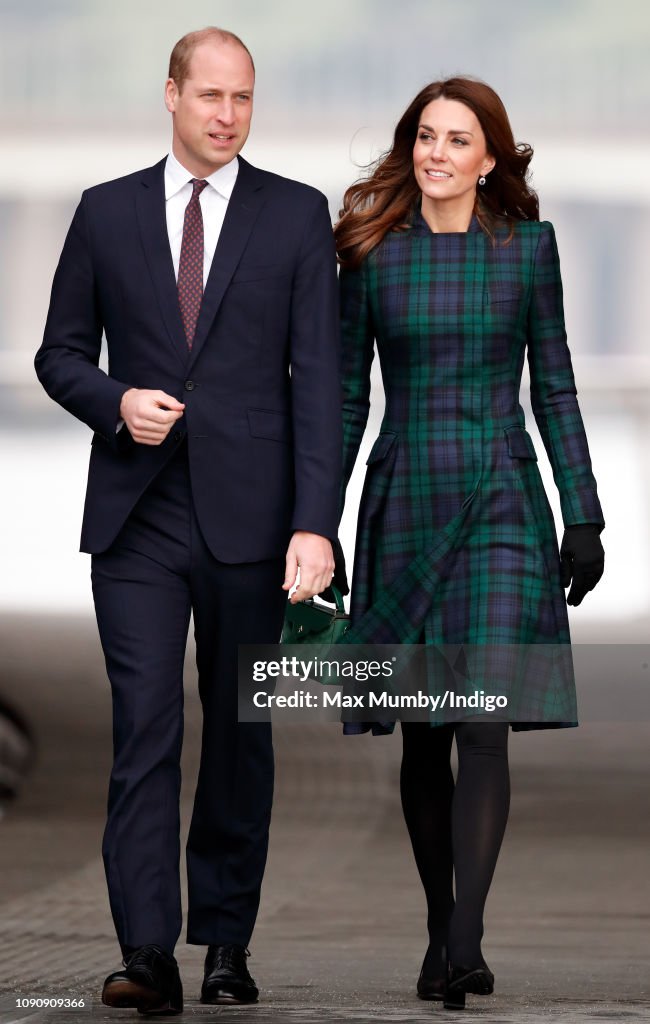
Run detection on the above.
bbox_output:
[177,178,208,348]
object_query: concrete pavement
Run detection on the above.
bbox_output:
[0,614,648,1023]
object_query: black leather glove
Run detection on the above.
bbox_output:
[560,525,604,606]
[318,537,349,603]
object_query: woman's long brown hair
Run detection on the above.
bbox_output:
[334,77,539,269]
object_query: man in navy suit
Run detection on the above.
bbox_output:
[35,27,341,1014]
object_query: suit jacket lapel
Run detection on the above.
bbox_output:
[188,157,266,368]
[135,159,189,368]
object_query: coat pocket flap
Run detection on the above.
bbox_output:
[504,425,537,460]
[247,407,292,442]
[366,431,397,465]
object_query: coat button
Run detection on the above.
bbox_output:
[184,380,195,391]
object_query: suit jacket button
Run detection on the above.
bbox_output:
[184,380,195,391]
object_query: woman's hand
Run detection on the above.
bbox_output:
[560,525,604,606]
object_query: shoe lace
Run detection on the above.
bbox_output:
[123,944,166,972]
[212,945,250,972]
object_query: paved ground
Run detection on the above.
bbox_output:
[0,614,648,1024]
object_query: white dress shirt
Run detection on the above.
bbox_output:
[164,149,239,287]
[116,152,239,432]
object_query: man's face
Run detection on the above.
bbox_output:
[165,41,254,177]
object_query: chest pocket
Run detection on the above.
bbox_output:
[484,282,526,306]
[231,264,290,285]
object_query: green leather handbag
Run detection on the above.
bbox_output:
[281,585,350,645]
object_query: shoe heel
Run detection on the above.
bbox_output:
[443,987,466,1010]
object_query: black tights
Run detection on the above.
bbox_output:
[400,720,510,971]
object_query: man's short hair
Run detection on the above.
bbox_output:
[168,27,255,92]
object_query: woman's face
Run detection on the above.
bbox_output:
[413,97,495,206]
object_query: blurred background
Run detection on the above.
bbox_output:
[0,0,649,1016]
[1,0,648,622]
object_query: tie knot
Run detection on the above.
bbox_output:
[191,178,208,198]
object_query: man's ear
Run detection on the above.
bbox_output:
[164,78,178,114]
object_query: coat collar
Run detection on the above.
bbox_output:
[135,155,267,368]
[164,149,239,202]
[409,207,484,237]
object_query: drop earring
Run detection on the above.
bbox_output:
[478,175,487,186]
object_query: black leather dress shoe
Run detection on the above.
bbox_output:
[201,944,259,1005]
[101,945,183,1016]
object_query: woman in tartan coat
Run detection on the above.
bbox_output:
[334,78,604,1008]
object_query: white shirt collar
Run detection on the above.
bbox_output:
[164,150,239,201]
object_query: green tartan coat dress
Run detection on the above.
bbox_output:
[338,214,604,732]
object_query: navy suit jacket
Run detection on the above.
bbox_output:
[35,156,342,562]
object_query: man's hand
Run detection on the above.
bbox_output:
[318,537,349,603]
[283,532,335,604]
[120,388,185,445]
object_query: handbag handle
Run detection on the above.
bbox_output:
[301,584,346,614]
[329,584,346,614]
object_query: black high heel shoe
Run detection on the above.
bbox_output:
[443,961,494,1010]
[416,944,446,1001]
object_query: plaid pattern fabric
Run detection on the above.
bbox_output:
[338,215,604,731]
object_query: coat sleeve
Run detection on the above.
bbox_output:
[34,192,131,451]
[526,222,604,529]
[288,194,342,540]
[339,261,376,518]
